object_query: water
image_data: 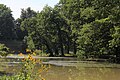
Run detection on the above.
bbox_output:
[1,57,120,80]
[42,66,120,80]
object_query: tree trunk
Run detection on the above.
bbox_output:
[43,36,54,57]
[73,41,77,54]
[67,35,70,54]
[60,43,64,56]
[115,47,120,63]
[45,43,54,57]
[54,45,59,56]
[67,43,70,54]
[58,28,64,56]
[73,33,77,54]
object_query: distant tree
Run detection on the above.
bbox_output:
[15,7,37,40]
[20,7,37,20]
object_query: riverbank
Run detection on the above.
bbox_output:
[0,55,120,67]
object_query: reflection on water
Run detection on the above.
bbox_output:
[42,66,120,80]
[1,57,120,80]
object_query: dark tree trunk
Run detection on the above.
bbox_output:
[73,33,77,54]
[44,42,53,57]
[73,41,77,54]
[42,36,54,57]
[115,47,120,63]
[46,44,53,57]
[58,28,64,56]
[60,43,64,56]
[67,35,70,54]
[67,43,70,54]
[54,46,59,56]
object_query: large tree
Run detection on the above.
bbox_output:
[58,0,82,54]
[15,7,37,40]
[76,0,120,60]
[36,5,67,56]
[0,4,16,40]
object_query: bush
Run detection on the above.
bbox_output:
[77,50,87,59]
[0,43,9,56]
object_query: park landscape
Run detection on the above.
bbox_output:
[0,0,120,80]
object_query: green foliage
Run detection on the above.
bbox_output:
[74,0,120,59]
[0,4,16,40]
[0,43,9,56]
[1,0,119,59]
[77,50,86,59]
[109,26,120,48]
[26,35,35,50]
[20,7,37,20]
[20,10,37,50]
[15,7,37,40]
[15,0,120,59]
[81,7,95,19]
[34,50,43,55]
[0,54,49,80]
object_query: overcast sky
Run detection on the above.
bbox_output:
[0,0,59,19]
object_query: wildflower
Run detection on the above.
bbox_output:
[42,78,46,80]
[26,49,31,53]
[39,75,46,80]
[38,69,43,73]
[17,52,48,80]
[22,58,26,61]
[43,65,46,69]
[33,52,36,56]
[28,55,34,61]
[19,53,24,56]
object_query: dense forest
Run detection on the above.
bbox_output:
[0,0,120,62]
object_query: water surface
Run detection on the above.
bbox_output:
[0,57,120,80]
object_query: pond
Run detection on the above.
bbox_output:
[0,56,120,80]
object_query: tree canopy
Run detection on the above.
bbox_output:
[0,4,16,40]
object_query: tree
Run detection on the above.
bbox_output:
[109,26,120,62]
[36,5,67,56]
[0,4,16,40]
[58,0,82,54]
[20,17,37,50]
[20,7,37,20]
[76,0,120,59]
[15,7,37,40]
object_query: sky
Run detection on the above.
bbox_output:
[0,0,60,19]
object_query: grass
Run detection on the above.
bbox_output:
[64,53,77,57]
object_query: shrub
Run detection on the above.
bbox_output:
[0,43,9,56]
[76,50,88,59]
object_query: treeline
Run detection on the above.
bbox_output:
[0,0,120,61]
